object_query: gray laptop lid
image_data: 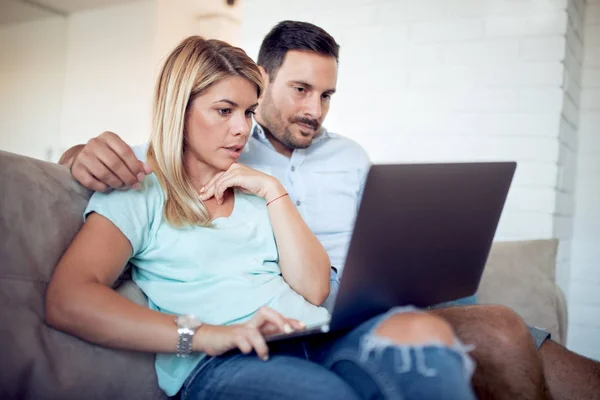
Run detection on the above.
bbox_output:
[329,162,516,331]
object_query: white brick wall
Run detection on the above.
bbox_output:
[569,0,600,361]
[242,0,598,359]
[243,0,569,244]
[555,0,585,300]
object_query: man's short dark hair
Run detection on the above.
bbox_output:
[257,21,340,80]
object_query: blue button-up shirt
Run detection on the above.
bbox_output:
[240,123,371,273]
[133,122,370,274]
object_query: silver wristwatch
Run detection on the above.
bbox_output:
[175,314,203,358]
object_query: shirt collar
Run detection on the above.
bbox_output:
[251,120,336,146]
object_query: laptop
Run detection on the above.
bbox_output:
[266,162,516,342]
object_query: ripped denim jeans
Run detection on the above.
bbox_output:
[180,307,476,400]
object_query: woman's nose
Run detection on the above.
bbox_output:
[232,113,252,136]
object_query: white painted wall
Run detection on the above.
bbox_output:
[569,0,600,360]
[155,0,242,66]
[60,0,242,151]
[59,0,156,151]
[0,17,67,161]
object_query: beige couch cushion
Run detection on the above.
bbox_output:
[0,151,166,400]
[478,239,567,345]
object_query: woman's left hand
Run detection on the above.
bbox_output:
[199,163,285,204]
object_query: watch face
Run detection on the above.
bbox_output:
[176,314,202,329]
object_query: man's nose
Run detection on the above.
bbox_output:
[303,95,323,120]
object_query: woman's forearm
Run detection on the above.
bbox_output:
[266,185,330,305]
[46,281,181,353]
[46,213,184,353]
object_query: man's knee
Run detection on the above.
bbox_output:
[375,312,455,346]
[434,304,533,350]
[470,305,534,350]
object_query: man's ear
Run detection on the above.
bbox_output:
[258,66,269,101]
[259,66,270,85]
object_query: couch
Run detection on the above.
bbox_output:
[0,150,568,399]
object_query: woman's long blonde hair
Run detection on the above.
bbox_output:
[147,36,263,228]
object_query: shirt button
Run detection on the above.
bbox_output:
[296,201,301,206]
[291,165,296,172]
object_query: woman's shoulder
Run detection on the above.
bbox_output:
[137,173,164,200]
[83,174,164,255]
[91,173,163,202]
[85,173,164,225]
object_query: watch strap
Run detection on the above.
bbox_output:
[176,327,195,358]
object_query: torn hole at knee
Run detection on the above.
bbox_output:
[374,312,456,347]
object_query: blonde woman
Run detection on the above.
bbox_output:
[46,36,475,400]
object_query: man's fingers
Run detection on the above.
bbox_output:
[96,146,139,187]
[142,163,153,175]
[81,155,126,189]
[99,131,145,178]
[72,164,109,192]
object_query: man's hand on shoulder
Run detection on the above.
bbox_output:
[59,131,152,192]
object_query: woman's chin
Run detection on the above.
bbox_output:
[210,159,235,172]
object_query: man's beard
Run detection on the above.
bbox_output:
[259,90,320,150]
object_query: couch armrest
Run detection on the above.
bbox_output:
[554,285,569,345]
[478,239,566,344]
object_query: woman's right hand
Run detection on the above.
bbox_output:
[194,307,305,360]
[198,163,285,205]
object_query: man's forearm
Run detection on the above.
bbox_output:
[58,144,85,168]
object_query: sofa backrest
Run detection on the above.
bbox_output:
[0,150,165,400]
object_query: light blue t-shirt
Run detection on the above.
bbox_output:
[133,123,371,275]
[85,174,329,396]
